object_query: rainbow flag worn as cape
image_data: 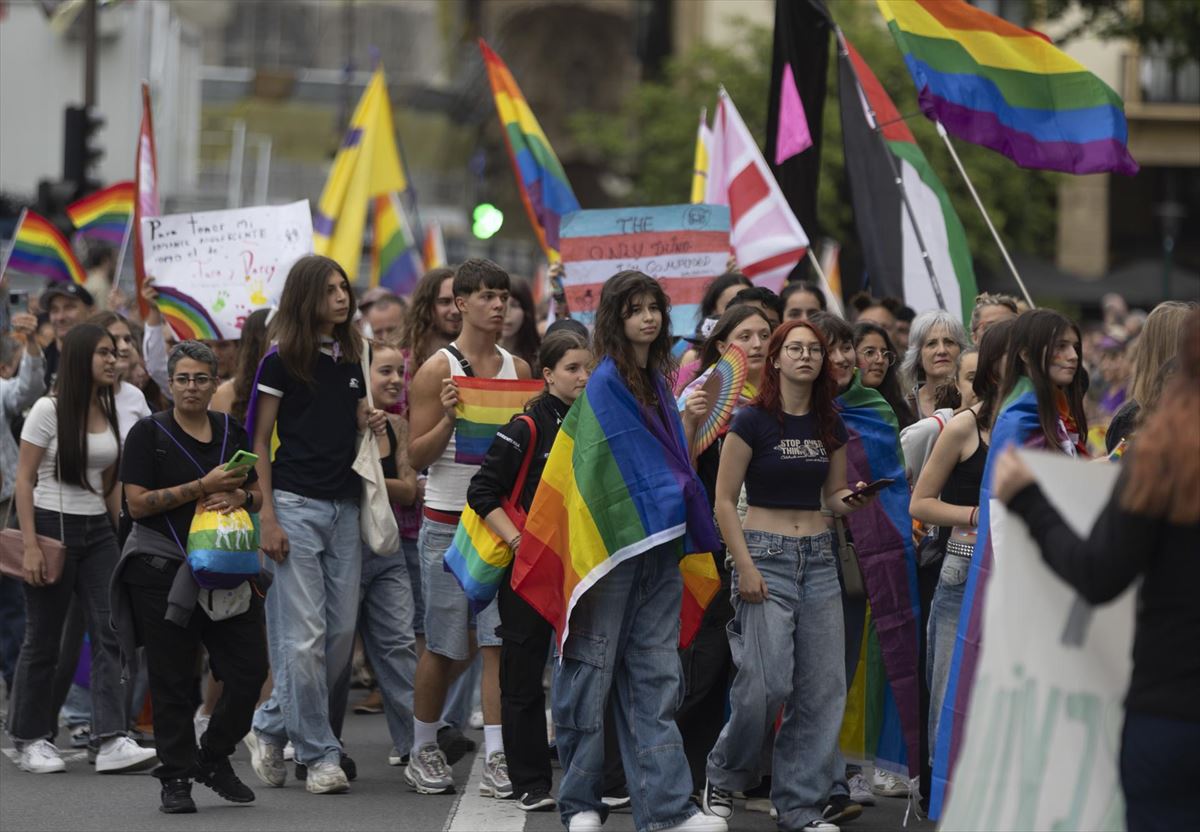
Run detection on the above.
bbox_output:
[929,376,1043,817]
[513,357,721,650]
[67,181,135,246]
[5,211,85,284]
[876,0,1138,176]
[837,373,922,779]
[454,377,544,465]
[478,39,580,261]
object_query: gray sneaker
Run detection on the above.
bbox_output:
[244,732,286,788]
[479,751,513,798]
[404,743,454,794]
[305,761,349,794]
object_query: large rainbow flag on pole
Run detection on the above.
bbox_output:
[67,181,135,247]
[370,192,423,294]
[478,39,580,262]
[929,376,1043,817]
[876,0,1138,176]
[513,358,721,650]
[837,373,922,779]
[2,210,85,285]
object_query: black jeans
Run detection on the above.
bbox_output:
[497,574,625,797]
[1120,710,1200,832]
[9,510,126,742]
[676,566,734,793]
[125,558,268,780]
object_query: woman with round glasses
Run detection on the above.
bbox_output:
[854,322,914,430]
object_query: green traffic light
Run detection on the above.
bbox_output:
[472,202,504,239]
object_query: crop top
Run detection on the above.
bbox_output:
[729,404,848,510]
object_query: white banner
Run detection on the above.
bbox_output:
[141,200,312,340]
[942,450,1132,831]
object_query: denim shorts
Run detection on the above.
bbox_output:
[420,517,501,660]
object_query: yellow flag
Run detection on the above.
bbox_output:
[690,108,711,205]
[313,67,407,280]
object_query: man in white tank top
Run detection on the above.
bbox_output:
[405,260,531,796]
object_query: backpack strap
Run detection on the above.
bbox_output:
[508,415,539,505]
[444,344,476,378]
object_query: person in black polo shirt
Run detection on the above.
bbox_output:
[245,255,386,796]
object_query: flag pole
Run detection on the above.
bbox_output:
[112,214,134,294]
[836,28,946,312]
[804,248,844,318]
[0,208,27,280]
[934,121,1035,309]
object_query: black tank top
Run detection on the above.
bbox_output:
[941,413,987,507]
[380,421,398,479]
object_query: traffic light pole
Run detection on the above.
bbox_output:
[84,0,97,108]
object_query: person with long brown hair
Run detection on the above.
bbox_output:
[992,308,1200,832]
[398,267,461,368]
[702,320,875,832]
[209,308,272,424]
[500,277,541,371]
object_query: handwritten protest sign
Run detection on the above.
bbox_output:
[141,200,312,340]
[941,450,1130,831]
[559,204,730,333]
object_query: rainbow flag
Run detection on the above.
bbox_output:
[877,0,1138,176]
[371,193,422,294]
[155,285,222,340]
[513,357,721,651]
[930,376,1043,817]
[423,222,446,270]
[4,211,85,284]
[454,377,544,465]
[443,503,516,613]
[478,39,580,261]
[66,181,134,246]
[837,373,922,779]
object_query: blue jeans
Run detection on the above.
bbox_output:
[358,549,416,753]
[253,491,362,766]
[926,552,968,763]
[1121,710,1200,832]
[401,536,424,635]
[707,530,846,830]
[0,575,24,695]
[553,543,696,832]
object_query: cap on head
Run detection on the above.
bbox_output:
[42,282,95,307]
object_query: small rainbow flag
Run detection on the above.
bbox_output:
[155,285,222,340]
[877,0,1138,175]
[4,211,85,284]
[478,39,580,261]
[454,376,544,465]
[443,504,517,613]
[66,181,134,246]
[512,357,722,650]
[371,193,422,294]
[423,222,446,270]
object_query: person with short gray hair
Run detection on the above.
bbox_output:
[167,341,218,379]
[901,311,969,420]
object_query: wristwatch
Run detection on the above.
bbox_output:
[241,488,255,511]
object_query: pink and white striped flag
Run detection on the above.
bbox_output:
[704,88,809,292]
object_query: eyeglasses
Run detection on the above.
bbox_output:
[782,343,825,359]
[171,374,213,387]
[858,347,896,366]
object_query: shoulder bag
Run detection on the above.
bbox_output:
[834,516,865,599]
[1,456,68,585]
[352,338,401,555]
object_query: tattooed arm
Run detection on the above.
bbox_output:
[124,480,205,520]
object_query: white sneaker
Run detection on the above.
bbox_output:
[18,739,66,774]
[662,812,729,831]
[244,732,287,787]
[387,747,407,766]
[871,768,910,797]
[847,772,876,806]
[283,741,295,761]
[193,706,211,745]
[305,761,350,794]
[479,750,512,798]
[94,736,158,773]
[468,709,484,730]
[745,797,773,813]
[568,810,603,832]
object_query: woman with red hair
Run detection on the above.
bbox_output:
[701,321,875,832]
[993,308,1200,832]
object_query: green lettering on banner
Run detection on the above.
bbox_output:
[960,674,1008,824]
[1052,693,1101,831]
[984,665,1027,824]
[1014,679,1062,830]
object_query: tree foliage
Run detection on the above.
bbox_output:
[1044,0,1200,67]
[568,5,1060,285]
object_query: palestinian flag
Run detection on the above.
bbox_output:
[839,33,976,322]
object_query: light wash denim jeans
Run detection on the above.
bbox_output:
[401,536,424,636]
[420,518,500,660]
[707,529,847,830]
[553,542,696,832]
[357,548,416,753]
[253,490,362,767]
[926,552,969,763]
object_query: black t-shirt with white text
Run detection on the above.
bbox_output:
[729,405,848,510]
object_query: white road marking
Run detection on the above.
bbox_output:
[443,749,527,832]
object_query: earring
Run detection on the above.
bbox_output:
[774,364,781,369]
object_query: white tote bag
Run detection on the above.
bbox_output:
[351,338,401,555]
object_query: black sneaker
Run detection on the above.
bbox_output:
[822,794,863,825]
[437,726,476,766]
[159,778,197,814]
[296,752,357,782]
[701,778,733,819]
[516,790,556,812]
[196,752,255,804]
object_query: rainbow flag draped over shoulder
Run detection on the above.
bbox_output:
[454,377,544,465]
[4,211,85,284]
[478,39,580,261]
[877,0,1138,176]
[371,193,423,294]
[514,357,721,650]
[837,373,922,779]
[67,181,134,246]
[930,376,1042,817]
